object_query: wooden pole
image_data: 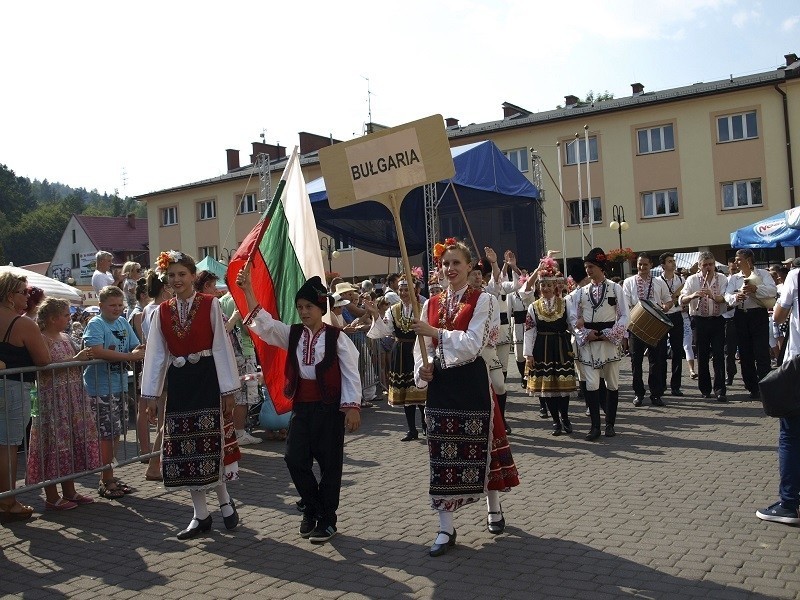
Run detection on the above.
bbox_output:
[388,192,429,365]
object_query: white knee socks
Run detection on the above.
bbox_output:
[189,490,209,528]
[215,483,234,517]
[434,510,454,544]
[486,490,502,522]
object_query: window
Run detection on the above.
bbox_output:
[717,111,758,142]
[501,208,515,233]
[239,193,257,214]
[71,229,76,243]
[71,253,80,269]
[565,137,598,165]
[198,200,216,220]
[722,179,762,209]
[198,246,218,260]
[642,188,680,218]
[335,238,353,251]
[568,197,602,226]
[503,148,529,172]
[162,206,177,226]
[637,124,674,154]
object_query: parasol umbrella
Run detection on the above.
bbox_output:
[0,265,82,303]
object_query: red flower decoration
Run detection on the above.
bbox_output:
[444,237,457,246]
[596,253,606,262]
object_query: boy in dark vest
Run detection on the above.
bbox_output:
[238,269,361,543]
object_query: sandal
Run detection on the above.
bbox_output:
[98,480,126,499]
[45,498,78,511]
[110,478,134,494]
[690,371,698,380]
[0,500,34,523]
[63,493,94,505]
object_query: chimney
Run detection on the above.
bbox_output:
[445,117,459,128]
[127,213,136,229]
[564,94,579,108]
[226,149,240,172]
[631,82,645,96]
[299,132,342,154]
[786,53,799,67]
[250,141,286,164]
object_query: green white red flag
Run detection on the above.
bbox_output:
[227,147,326,414]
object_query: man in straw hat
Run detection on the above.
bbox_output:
[568,248,629,440]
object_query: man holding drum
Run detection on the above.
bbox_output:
[679,251,729,402]
[568,248,629,439]
[622,253,673,407]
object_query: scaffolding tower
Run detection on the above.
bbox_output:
[423,183,439,277]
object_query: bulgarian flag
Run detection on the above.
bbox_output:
[227,146,326,414]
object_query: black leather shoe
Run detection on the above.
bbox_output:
[605,425,616,437]
[725,377,734,386]
[401,431,419,442]
[633,396,643,407]
[551,424,562,436]
[429,529,457,557]
[487,510,505,534]
[651,397,665,407]
[716,394,728,402]
[562,419,573,434]
[749,391,761,400]
[671,389,684,397]
[585,427,601,441]
[539,407,549,419]
[221,501,239,530]
[177,515,212,540]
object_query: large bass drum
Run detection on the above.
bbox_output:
[628,299,672,346]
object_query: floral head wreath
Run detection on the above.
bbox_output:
[537,255,562,281]
[432,237,458,265]
[155,250,183,275]
[566,276,577,293]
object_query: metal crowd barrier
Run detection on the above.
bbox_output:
[0,359,154,501]
[343,332,387,400]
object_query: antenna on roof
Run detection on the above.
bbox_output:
[362,75,373,134]
[259,129,267,143]
[121,167,128,198]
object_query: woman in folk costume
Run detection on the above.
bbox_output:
[237,268,361,544]
[141,251,242,540]
[567,248,629,440]
[365,276,427,441]
[412,238,519,558]
[523,256,577,436]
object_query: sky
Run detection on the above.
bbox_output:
[2,0,799,199]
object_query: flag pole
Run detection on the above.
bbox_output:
[575,133,585,257]
[556,142,567,265]
[584,125,594,247]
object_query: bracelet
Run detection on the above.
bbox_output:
[243,305,262,327]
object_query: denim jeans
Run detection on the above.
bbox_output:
[778,415,800,509]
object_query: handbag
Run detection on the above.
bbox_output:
[759,270,800,417]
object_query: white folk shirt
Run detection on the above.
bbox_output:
[485,271,520,344]
[622,274,672,311]
[247,308,362,410]
[660,273,685,315]
[680,272,728,317]
[778,269,800,362]
[723,268,777,310]
[413,286,495,388]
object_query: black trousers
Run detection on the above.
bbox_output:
[284,401,345,527]
[694,316,726,397]
[724,317,738,381]
[629,332,666,398]
[663,311,684,392]
[733,308,772,393]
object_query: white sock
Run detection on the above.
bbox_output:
[236,429,246,438]
[215,483,234,517]
[486,491,502,522]
[189,490,209,527]
[435,510,454,545]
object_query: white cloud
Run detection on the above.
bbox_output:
[782,15,800,31]
[732,9,761,28]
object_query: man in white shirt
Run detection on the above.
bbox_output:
[92,251,117,293]
[622,253,673,407]
[658,252,686,396]
[756,265,800,525]
[724,249,777,399]
[382,273,401,305]
[679,252,729,401]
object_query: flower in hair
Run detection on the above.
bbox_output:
[444,237,457,246]
[411,266,423,281]
[155,250,183,274]
[433,243,447,260]
[538,255,559,279]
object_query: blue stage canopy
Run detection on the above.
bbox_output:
[307,140,542,261]
[730,211,800,248]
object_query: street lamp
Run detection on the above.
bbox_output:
[320,236,340,272]
[609,205,629,249]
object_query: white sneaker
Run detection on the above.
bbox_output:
[236,432,263,445]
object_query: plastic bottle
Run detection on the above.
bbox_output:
[29,384,39,418]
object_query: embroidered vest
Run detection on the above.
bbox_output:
[283,324,342,405]
[159,293,214,356]
[427,287,482,347]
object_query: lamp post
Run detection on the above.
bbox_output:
[609,204,630,277]
[320,236,339,272]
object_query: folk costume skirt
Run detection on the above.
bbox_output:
[388,339,427,407]
[162,356,240,490]
[526,331,577,397]
[427,357,518,512]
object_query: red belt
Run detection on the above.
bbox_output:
[295,378,321,403]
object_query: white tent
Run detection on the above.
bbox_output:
[650,252,726,276]
[0,265,83,303]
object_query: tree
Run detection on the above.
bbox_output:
[0,164,36,224]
